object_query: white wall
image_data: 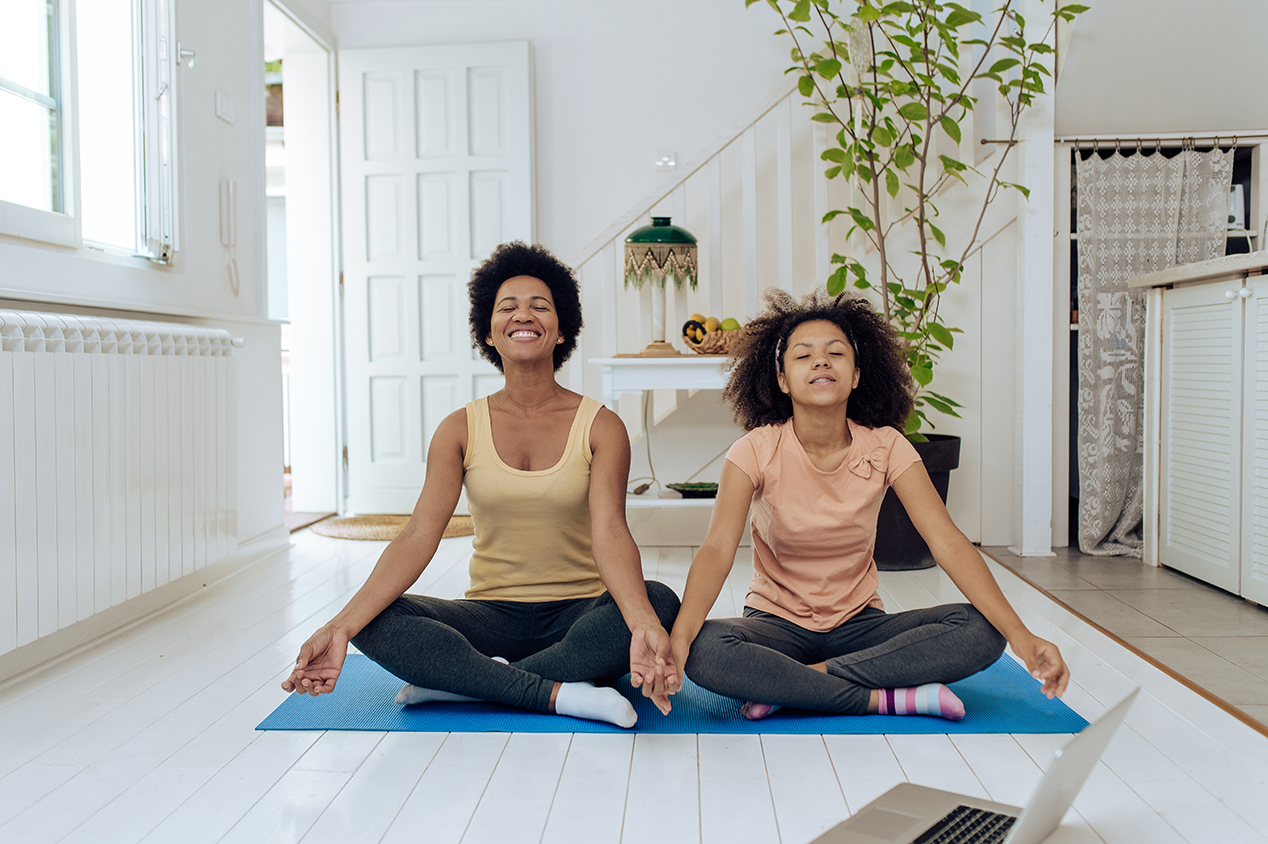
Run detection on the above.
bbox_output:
[331,0,791,262]
[1055,0,1268,136]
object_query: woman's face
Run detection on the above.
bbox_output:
[485,275,564,366]
[777,319,860,409]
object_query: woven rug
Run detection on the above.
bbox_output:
[310,514,474,541]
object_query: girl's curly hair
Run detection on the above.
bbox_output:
[723,289,914,432]
[468,241,584,372]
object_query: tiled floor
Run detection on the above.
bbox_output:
[983,546,1268,731]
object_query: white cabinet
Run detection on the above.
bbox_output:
[1139,255,1268,603]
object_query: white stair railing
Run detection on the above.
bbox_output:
[566,84,835,432]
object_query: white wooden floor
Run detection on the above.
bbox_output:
[1,529,1267,844]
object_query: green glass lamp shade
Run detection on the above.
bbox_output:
[624,216,698,290]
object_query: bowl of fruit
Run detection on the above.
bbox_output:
[682,313,743,355]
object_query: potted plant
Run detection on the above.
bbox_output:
[751,0,1086,567]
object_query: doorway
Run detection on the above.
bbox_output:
[263,1,342,530]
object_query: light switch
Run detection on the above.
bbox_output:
[216,90,235,125]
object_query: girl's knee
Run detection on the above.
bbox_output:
[961,604,1007,663]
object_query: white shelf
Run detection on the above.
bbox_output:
[589,356,729,406]
[625,492,716,509]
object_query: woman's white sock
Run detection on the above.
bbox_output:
[553,681,637,728]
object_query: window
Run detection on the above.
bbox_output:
[0,0,178,260]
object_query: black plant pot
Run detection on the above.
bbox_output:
[874,434,961,571]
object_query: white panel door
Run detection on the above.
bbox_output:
[1159,281,1241,593]
[339,42,529,514]
[1242,276,1268,605]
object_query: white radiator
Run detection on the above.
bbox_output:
[0,310,237,658]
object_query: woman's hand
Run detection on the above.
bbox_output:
[281,626,350,697]
[1010,634,1070,699]
[629,624,677,714]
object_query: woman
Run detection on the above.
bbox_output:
[667,289,1068,720]
[283,242,680,727]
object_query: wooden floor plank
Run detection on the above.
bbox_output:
[623,735,699,844]
[822,734,905,814]
[761,734,849,844]
[540,734,634,844]
[379,733,510,844]
[219,768,351,844]
[298,733,445,844]
[59,766,218,844]
[463,733,573,844]
[697,734,779,844]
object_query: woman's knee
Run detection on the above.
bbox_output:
[643,580,682,628]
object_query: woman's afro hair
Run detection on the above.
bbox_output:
[468,241,584,372]
[722,288,914,432]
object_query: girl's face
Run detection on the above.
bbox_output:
[777,319,860,409]
[485,275,564,366]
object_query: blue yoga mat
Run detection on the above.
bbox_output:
[258,654,1088,735]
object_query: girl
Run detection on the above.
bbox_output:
[667,289,1067,720]
[283,242,680,727]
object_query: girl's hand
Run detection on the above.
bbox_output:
[1012,635,1069,699]
[668,634,693,693]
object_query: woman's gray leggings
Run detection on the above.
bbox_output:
[351,581,680,713]
[685,604,1006,715]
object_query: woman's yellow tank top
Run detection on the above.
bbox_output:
[462,395,606,601]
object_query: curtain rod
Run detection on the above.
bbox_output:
[1053,131,1268,148]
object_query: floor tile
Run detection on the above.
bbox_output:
[1190,637,1268,682]
[1121,638,1268,706]
[1045,590,1180,638]
[1108,589,1268,638]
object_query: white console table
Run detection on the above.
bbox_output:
[589,356,729,408]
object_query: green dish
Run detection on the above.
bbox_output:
[667,482,719,499]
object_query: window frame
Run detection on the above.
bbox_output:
[0,0,179,263]
[0,0,78,248]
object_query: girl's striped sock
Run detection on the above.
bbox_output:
[877,684,965,720]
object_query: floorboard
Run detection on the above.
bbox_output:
[1,533,1266,844]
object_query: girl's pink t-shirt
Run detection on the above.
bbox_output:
[725,419,921,631]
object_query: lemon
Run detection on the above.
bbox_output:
[704,316,721,333]
[720,317,741,331]
[690,313,706,324]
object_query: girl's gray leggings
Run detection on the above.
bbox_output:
[352,581,680,713]
[685,603,1006,715]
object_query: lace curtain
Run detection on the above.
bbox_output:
[1075,148,1233,557]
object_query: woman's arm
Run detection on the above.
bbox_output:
[281,408,467,696]
[667,459,755,677]
[890,463,1070,698]
[588,408,680,711]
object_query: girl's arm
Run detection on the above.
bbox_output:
[588,407,678,711]
[890,462,1070,698]
[281,408,467,696]
[668,459,755,677]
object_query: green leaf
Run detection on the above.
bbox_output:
[897,102,928,121]
[824,165,842,178]
[939,115,961,144]
[944,8,979,27]
[848,207,876,232]
[988,58,1021,74]
[923,395,962,417]
[789,0,812,22]
[911,361,933,386]
[871,125,893,146]
[822,209,847,223]
[893,144,916,169]
[816,58,842,78]
[928,323,954,349]
[798,74,815,97]
[905,411,925,437]
[827,266,849,296]
[928,222,946,248]
[821,147,847,163]
[856,5,882,23]
[886,169,900,197]
[811,112,838,123]
[853,278,872,289]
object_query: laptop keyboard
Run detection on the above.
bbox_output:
[910,805,1017,844]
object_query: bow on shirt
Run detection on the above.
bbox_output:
[847,445,890,480]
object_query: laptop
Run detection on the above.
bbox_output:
[809,688,1139,844]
